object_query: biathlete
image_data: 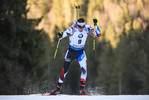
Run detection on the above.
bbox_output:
[50,17,101,95]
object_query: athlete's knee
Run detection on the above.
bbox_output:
[81,67,87,75]
[63,59,72,73]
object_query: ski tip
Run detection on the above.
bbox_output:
[42,93,50,96]
[28,93,51,96]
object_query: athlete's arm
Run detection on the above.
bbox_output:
[86,25,101,37]
[59,26,73,40]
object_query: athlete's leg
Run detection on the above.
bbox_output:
[77,51,87,81]
[58,49,75,83]
[50,49,75,95]
[77,51,87,95]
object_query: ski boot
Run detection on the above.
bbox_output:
[80,88,87,95]
[80,79,88,95]
[50,82,62,95]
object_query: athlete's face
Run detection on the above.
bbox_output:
[77,24,85,32]
[78,27,84,32]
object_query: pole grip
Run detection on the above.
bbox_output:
[74,5,80,19]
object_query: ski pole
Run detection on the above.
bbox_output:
[92,16,96,92]
[72,5,80,32]
[45,31,62,92]
[48,39,60,80]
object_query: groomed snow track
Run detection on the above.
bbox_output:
[1,95,149,100]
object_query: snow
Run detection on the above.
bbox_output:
[0,95,149,100]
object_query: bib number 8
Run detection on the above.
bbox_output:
[78,39,82,44]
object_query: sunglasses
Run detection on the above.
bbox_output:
[77,25,85,29]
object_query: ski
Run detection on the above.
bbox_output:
[29,93,43,96]
[28,93,99,96]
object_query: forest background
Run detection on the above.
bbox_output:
[0,0,149,95]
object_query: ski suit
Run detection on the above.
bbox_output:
[58,24,101,83]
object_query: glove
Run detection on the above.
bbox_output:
[93,17,98,25]
[58,31,63,39]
